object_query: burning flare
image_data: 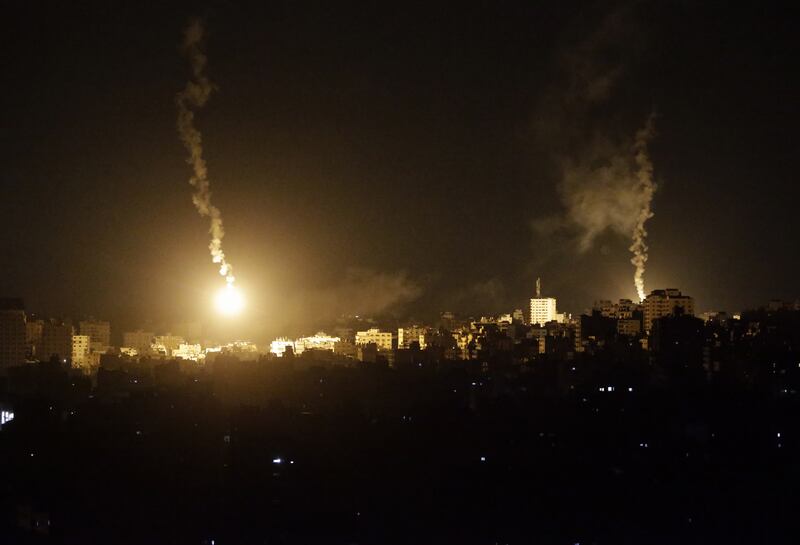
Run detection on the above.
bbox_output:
[215,284,245,316]
[176,19,235,285]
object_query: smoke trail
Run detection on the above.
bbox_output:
[176,19,235,285]
[531,5,659,302]
[629,114,656,301]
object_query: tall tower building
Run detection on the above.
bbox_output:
[529,278,559,326]
[0,298,26,370]
[72,335,91,369]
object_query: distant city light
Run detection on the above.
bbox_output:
[1,410,14,426]
[272,457,282,464]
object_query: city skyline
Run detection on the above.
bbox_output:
[3,3,799,341]
[3,3,800,541]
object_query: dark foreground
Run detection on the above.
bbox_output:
[1,353,799,545]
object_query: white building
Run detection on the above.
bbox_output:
[529,277,562,326]
[530,298,558,326]
[270,338,295,357]
[355,328,394,352]
[294,332,340,354]
[71,335,91,369]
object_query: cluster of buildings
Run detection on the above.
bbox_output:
[8,282,791,375]
[0,299,262,374]
[264,282,702,365]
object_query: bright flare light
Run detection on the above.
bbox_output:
[215,284,245,316]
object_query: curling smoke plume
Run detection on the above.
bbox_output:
[629,115,656,301]
[176,19,235,285]
[551,115,658,302]
[532,5,658,302]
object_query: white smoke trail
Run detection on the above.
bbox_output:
[629,114,656,302]
[176,19,235,285]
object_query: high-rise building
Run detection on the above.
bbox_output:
[79,320,111,351]
[355,328,394,352]
[72,335,91,369]
[643,289,695,332]
[529,277,560,326]
[0,298,26,370]
[40,320,73,362]
[530,298,558,326]
[25,318,43,359]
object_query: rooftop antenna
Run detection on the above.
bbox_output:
[536,277,541,298]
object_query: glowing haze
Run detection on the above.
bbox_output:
[176,19,235,286]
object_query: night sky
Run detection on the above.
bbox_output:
[2,1,799,340]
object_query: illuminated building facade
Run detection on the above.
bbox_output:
[0,298,26,369]
[71,335,91,368]
[78,319,111,351]
[593,299,644,337]
[355,328,394,352]
[643,289,695,332]
[151,335,186,357]
[173,343,204,362]
[123,330,154,355]
[398,325,427,349]
[530,297,558,326]
[294,332,340,354]
[270,338,295,357]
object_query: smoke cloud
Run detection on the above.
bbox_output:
[533,5,657,301]
[317,268,423,318]
[176,19,235,285]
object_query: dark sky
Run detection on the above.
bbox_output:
[2,1,799,340]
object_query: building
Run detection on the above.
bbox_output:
[530,298,558,326]
[0,298,26,369]
[529,277,560,326]
[294,332,340,354]
[592,299,644,337]
[270,338,295,357]
[78,319,111,351]
[40,320,73,362]
[172,343,204,362]
[71,335,91,369]
[25,318,43,359]
[151,334,186,357]
[643,289,695,332]
[355,328,394,352]
[122,330,155,355]
[398,325,427,349]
